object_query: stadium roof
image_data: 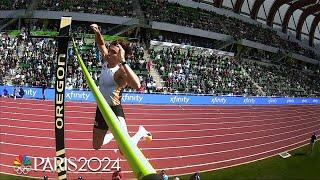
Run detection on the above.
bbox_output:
[210,0,320,46]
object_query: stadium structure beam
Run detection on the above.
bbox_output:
[309,13,320,46]
[282,0,317,33]
[266,0,293,27]
[296,4,320,40]
[250,0,265,20]
[234,0,245,13]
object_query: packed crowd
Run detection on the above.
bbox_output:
[37,0,133,17]
[0,0,30,10]
[240,59,320,97]
[140,0,319,60]
[150,45,320,97]
[0,29,56,88]
[0,0,133,17]
[150,45,259,95]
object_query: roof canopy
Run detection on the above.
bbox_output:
[212,0,320,46]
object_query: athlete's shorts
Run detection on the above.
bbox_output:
[94,105,125,130]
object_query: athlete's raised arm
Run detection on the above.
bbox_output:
[90,24,108,61]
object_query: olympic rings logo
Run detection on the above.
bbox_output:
[13,166,32,175]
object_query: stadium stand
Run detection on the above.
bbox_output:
[0,0,30,10]
[2,0,318,59]
[149,43,319,96]
[140,0,319,60]
[150,45,259,95]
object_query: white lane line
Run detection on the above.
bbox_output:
[0,140,308,176]
[0,118,319,142]
[168,140,309,175]
[0,114,315,134]
[1,111,318,126]
[0,141,309,176]
[1,126,318,151]
[0,114,315,138]
[1,117,319,142]
[1,100,319,111]
[0,133,55,140]
[2,109,319,122]
[1,114,318,134]
[0,133,315,167]
[146,128,320,157]
[2,110,312,116]
[1,120,318,147]
[55,129,320,151]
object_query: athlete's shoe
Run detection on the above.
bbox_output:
[139,126,153,142]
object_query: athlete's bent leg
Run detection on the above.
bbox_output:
[93,128,107,150]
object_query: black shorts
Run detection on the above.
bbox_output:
[94,105,125,130]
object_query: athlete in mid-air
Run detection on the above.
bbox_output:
[90,24,152,150]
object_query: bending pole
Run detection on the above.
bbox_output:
[71,38,160,180]
[54,16,72,180]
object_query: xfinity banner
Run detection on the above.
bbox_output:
[1,86,320,105]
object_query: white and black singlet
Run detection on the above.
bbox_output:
[94,63,125,130]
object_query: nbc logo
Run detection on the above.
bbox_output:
[13,155,32,175]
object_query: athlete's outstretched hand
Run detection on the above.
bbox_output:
[90,24,101,34]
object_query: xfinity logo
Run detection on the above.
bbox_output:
[170,96,190,104]
[66,91,90,101]
[243,98,255,104]
[211,97,227,104]
[267,98,277,104]
[287,99,294,103]
[122,94,143,103]
[25,89,36,97]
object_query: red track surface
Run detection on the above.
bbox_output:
[1,98,320,179]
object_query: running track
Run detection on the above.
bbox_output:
[0,98,320,179]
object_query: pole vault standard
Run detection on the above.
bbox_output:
[71,38,161,180]
[54,16,72,180]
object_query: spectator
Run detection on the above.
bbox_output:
[310,132,317,154]
[147,60,153,72]
[18,87,25,98]
[160,170,169,180]
[2,87,9,98]
[12,87,17,99]
[112,169,123,180]
[189,172,200,180]
[42,79,47,100]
